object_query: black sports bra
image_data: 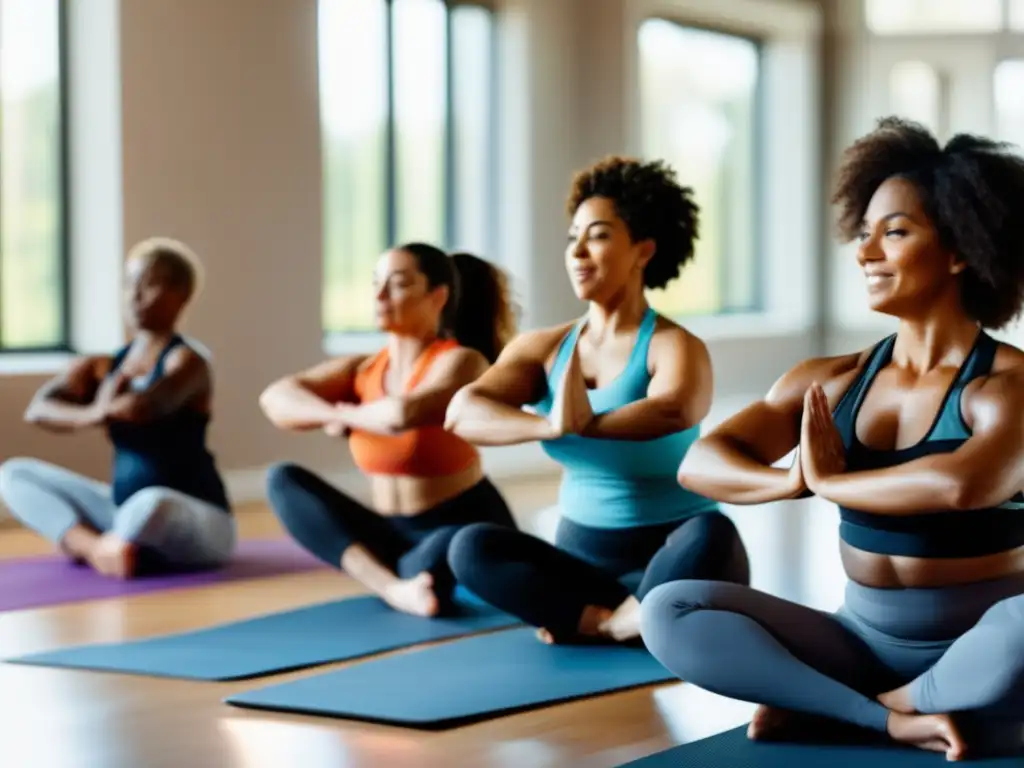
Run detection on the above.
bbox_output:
[831,331,1024,558]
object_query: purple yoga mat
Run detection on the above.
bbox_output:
[0,538,325,612]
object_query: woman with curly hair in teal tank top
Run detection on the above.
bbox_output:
[444,156,750,645]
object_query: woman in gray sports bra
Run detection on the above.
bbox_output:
[640,117,1024,761]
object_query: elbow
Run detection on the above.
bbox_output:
[258,381,287,426]
[677,440,713,492]
[945,474,988,511]
[257,387,275,420]
[23,403,40,425]
[444,385,475,434]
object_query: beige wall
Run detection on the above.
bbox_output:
[3,0,333,494]
[0,0,825,509]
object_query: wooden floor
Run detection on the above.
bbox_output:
[0,475,848,768]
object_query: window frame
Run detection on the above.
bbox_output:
[622,0,822,348]
[0,0,72,355]
[863,0,1007,37]
[322,0,500,351]
[635,15,767,318]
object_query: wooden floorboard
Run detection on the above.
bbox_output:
[0,475,847,768]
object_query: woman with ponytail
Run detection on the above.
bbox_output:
[259,244,518,617]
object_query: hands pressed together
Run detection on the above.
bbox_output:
[91,372,138,423]
[789,382,846,498]
[544,339,594,439]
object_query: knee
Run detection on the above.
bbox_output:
[447,523,505,579]
[685,511,750,584]
[0,457,43,498]
[265,462,319,517]
[687,511,742,550]
[639,580,727,660]
[122,487,177,522]
[266,461,306,497]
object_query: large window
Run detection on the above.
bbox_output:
[319,0,496,335]
[866,0,1003,35]
[638,19,761,317]
[888,61,942,135]
[995,60,1024,148]
[1013,0,1024,29]
[0,0,67,351]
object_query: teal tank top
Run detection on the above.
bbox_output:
[533,308,718,529]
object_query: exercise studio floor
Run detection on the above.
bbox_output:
[0,475,846,768]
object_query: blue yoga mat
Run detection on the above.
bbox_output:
[5,591,517,681]
[226,626,675,728]
[619,725,1024,767]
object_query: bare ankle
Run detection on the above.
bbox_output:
[878,685,916,715]
[60,525,100,560]
[577,604,614,636]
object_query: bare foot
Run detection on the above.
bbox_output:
[747,705,798,741]
[382,572,440,617]
[86,534,137,579]
[59,524,101,565]
[597,596,642,642]
[878,684,916,714]
[535,604,614,645]
[887,711,967,761]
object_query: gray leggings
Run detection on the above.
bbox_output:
[0,458,236,569]
[640,574,1024,732]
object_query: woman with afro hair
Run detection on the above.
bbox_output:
[641,117,1024,760]
[444,156,751,645]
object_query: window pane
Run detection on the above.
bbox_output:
[995,60,1024,149]
[638,20,760,317]
[889,61,941,135]
[865,0,1002,34]
[1012,0,1024,31]
[319,0,388,333]
[450,4,494,256]
[0,0,65,349]
[392,0,447,246]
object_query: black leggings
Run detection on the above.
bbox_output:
[447,510,749,640]
[266,462,516,606]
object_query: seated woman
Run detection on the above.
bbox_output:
[444,156,750,645]
[259,245,518,617]
[0,238,233,579]
[640,117,1024,761]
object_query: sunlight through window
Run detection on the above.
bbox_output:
[638,20,760,317]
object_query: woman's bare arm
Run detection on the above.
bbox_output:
[104,346,210,423]
[259,355,366,431]
[810,362,1024,513]
[333,348,488,436]
[444,327,566,446]
[24,356,111,432]
[677,352,863,504]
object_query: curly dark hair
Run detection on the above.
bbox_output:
[831,116,1024,329]
[566,156,699,290]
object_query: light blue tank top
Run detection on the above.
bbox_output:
[533,308,718,529]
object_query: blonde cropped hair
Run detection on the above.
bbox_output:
[126,236,204,302]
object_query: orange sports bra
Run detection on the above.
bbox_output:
[348,338,480,477]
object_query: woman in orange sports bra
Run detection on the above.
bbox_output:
[259,244,519,616]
